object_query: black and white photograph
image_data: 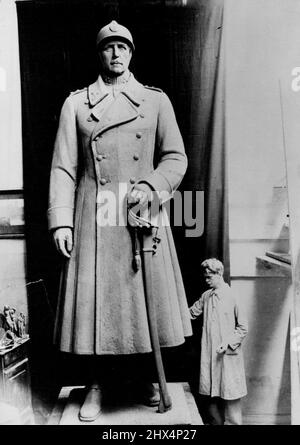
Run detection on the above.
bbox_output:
[0,0,300,431]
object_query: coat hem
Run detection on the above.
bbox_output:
[56,338,188,355]
[199,390,248,400]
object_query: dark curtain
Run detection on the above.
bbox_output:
[165,0,229,288]
[16,0,228,417]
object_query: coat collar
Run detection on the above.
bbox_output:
[87,73,144,108]
[209,282,229,299]
[89,75,145,140]
[91,93,140,140]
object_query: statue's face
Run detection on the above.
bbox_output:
[99,40,132,76]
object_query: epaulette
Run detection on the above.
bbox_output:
[69,87,87,96]
[144,85,163,93]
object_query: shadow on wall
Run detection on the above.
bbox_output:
[26,279,60,424]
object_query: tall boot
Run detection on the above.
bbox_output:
[79,381,102,422]
[140,381,160,407]
[134,354,160,407]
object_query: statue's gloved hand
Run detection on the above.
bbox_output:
[127,183,153,228]
[127,183,152,207]
[53,227,73,258]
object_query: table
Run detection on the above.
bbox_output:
[0,337,33,424]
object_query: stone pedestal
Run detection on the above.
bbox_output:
[48,382,202,425]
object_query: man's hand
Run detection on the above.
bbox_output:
[216,343,228,354]
[53,227,73,258]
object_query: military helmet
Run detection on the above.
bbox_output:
[96,20,135,51]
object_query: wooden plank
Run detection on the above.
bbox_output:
[256,256,291,277]
[47,386,84,425]
[280,73,300,424]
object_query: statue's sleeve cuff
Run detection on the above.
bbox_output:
[47,206,74,230]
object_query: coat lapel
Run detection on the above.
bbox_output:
[88,74,145,140]
[88,78,109,107]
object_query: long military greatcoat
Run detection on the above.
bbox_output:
[48,73,192,355]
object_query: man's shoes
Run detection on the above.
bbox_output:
[79,384,102,422]
[140,382,160,407]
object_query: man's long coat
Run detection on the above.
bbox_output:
[48,74,192,355]
[190,283,248,400]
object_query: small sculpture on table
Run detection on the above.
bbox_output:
[0,305,28,351]
[17,313,26,338]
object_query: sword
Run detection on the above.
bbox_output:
[141,227,172,413]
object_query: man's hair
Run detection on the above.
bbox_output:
[201,258,224,276]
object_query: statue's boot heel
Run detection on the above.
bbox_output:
[141,382,160,407]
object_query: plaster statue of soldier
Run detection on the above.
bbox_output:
[48,20,192,421]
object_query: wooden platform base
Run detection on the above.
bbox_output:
[48,382,203,426]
